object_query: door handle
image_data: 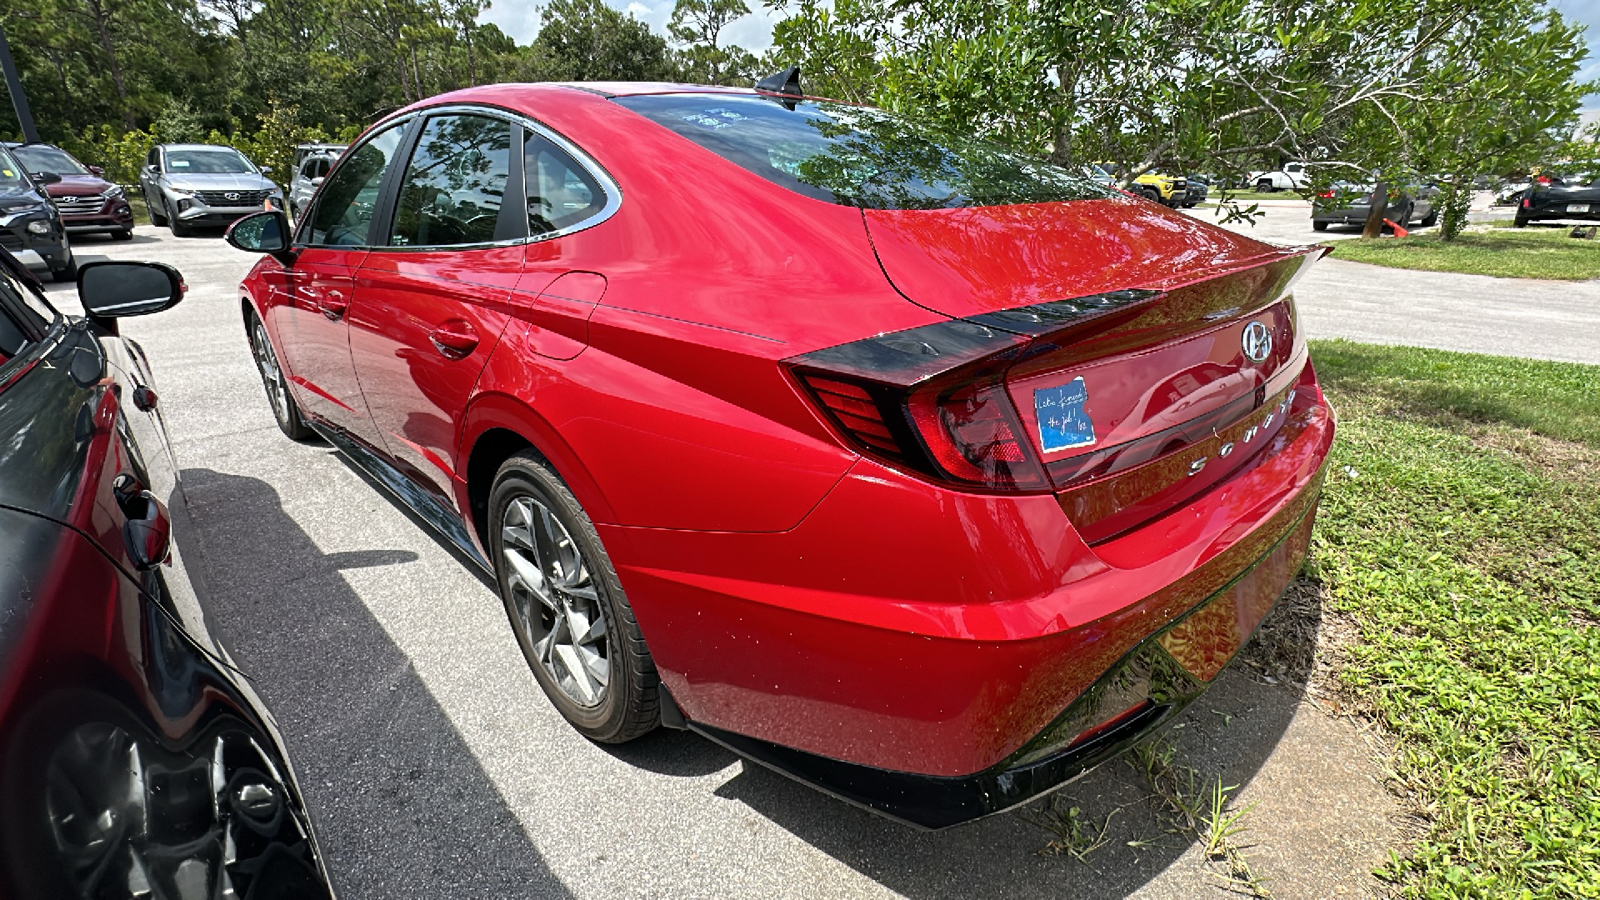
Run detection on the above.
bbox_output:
[318,290,348,320]
[430,320,480,359]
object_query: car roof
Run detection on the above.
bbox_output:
[160,143,248,151]
[553,81,755,98]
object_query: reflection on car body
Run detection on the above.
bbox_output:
[0,249,336,899]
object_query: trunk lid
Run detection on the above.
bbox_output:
[861,198,1323,541]
[863,196,1290,319]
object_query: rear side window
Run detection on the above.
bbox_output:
[614,94,1109,210]
[524,134,604,236]
[390,115,513,247]
[309,125,406,247]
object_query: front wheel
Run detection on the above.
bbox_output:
[112,227,133,241]
[169,212,192,237]
[248,314,314,440]
[490,452,658,744]
[51,254,77,284]
[147,191,168,226]
[1420,207,1438,227]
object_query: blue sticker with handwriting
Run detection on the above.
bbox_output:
[1035,377,1096,452]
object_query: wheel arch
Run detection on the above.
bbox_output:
[458,392,618,550]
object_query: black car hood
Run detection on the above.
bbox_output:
[0,186,49,212]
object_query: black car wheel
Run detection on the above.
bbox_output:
[1312,220,1329,232]
[169,209,192,238]
[146,190,168,226]
[51,255,77,284]
[1514,212,1530,228]
[112,228,133,241]
[1419,206,1438,228]
[248,315,314,441]
[489,451,659,744]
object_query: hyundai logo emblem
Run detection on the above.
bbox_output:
[1241,321,1273,363]
[225,191,240,201]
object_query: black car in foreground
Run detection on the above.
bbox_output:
[0,145,74,281]
[0,251,335,899]
[1516,176,1600,227]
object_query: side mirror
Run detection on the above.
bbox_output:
[259,165,273,175]
[78,261,185,320]
[310,176,324,187]
[29,171,63,185]
[226,210,295,264]
[89,165,105,176]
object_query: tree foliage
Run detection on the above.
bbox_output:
[768,0,1595,238]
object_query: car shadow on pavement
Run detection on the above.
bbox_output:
[703,607,1324,899]
[178,467,576,900]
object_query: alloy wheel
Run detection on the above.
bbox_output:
[500,495,609,708]
[251,320,290,427]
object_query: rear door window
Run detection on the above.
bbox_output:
[389,114,514,247]
[614,93,1108,210]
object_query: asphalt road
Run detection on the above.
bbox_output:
[35,225,1431,899]
[1186,198,1600,365]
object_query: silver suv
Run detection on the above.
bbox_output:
[287,148,345,221]
[138,144,285,237]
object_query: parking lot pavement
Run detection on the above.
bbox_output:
[1186,200,1600,365]
[41,226,1398,898]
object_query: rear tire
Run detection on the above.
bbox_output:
[248,313,314,441]
[1514,212,1530,228]
[1312,220,1329,232]
[490,451,658,744]
[1420,207,1438,228]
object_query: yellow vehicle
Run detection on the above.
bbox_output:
[1093,163,1188,207]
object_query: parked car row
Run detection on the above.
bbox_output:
[1312,181,1440,231]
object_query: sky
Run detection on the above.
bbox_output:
[484,0,1600,129]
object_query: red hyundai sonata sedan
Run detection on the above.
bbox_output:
[226,76,1335,829]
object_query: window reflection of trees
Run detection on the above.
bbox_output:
[621,96,1108,211]
[391,116,511,247]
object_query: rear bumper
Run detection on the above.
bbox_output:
[606,362,1335,819]
[690,501,1318,828]
[1521,204,1600,222]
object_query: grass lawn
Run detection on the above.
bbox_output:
[1323,229,1600,280]
[1204,189,1308,202]
[126,192,151,225]
[1307,339,1600,896]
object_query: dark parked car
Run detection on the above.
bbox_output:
[0,250,335,898]
[226,81,1333,829]
[1312,181,1438,231]
[2,142,135,240]
[0,145,73,281]
[138,144,285,237]
[1515,175,1600,227]
[1183,174,1210,207]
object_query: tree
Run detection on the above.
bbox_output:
[767,0,1594,237]
[668,0,758,85]
[527,0,673,83]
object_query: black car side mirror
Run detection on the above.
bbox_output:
[29,171,62,186]
[78,261,185,321]
[226,210,296,265]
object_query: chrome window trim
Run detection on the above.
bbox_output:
[374,103,623,254]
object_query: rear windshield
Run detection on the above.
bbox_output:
[614,94,1109,210]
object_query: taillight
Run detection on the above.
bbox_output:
[1523,195,1531,208]
[795,367,1049,492]
[906,376,1047,490]
[1318,190,1334,199]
